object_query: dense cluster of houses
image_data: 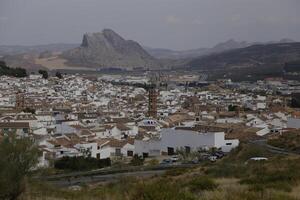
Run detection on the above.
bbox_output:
[0,74,300,168]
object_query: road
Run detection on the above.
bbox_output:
[42,164,196,187]
[249,139,299,155]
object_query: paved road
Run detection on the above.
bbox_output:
[249,139,299,155]
[43,164,197,187]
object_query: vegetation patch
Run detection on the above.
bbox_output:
[186,176,218,193]
[0,60,27,77]
[54,156,111,171]
[268,131,300,152]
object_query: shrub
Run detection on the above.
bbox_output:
[148,159,159,166]
[165,168,189,177]
[0,61,27,77]
[130,154,144,166]
[54,157,111,171]
[0,134,39,199]
[38,69,48,79]
[131,179,196,200]
[187,176,218,193]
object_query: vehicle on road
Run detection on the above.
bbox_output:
[245,157,268,164]
[208,156,217,162]
[170,155,179,162]
[160,159,173,165]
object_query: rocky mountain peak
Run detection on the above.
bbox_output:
[64,29,159,69]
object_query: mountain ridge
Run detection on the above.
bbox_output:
[145,38,296,59]
[62,29,159,69]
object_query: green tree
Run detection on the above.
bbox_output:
[0,134,40,200]
[38,69,48,79]
[55,71,63,79]
[22,107,36,114]
[0,61,27,78]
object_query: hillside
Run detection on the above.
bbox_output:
[145,39,250,60]
[62,29,159,69]
[145,39,296,60]
[187,42,300,81]
[0,43,78,56]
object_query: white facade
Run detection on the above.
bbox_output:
[135,128,239,156]
[287,118,300,129]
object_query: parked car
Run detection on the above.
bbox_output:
[208,156,217,162]
[245,157,268,164]
[170,155,179,162]
[214,151,225,158]
[190,158,200,164]
[160,159,173,165]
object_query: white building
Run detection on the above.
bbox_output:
[287,117,300,129]
[135,128,239,157]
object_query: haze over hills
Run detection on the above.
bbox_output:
[145,38,297,59]
[0,43,78,56]
[187,42,300,81]
[0,28,299,79]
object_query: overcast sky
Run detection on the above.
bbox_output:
[0,0,300,50]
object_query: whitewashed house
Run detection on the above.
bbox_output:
[135,127,239,157]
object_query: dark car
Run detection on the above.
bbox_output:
[160,159,173,165]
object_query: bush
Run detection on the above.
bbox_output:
[239,158,300,192]
[186,176,218,193]
[23,107,36,114]
[268,132,300,152]
[130,154,144,166]
[54,157,111,171]
[55,71,63,79]
[38,69,48,79]
[0,134,39,199]
[206,162,248,178]
[148,159,159,166]
[165,168,189,177]
[0,60,27,77]
[131,179,196,200]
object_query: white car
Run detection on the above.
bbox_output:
[249,157,268,161]
[208,156,217,162]
[170,155,179,162]
[245,157,268,164]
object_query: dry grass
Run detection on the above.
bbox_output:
[290,184,300,199]
[35,56,96,71]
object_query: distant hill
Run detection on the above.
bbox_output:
[0,43,78,56]
[62,29,159,69]
[145,39,296,60]
[187,42,300,81]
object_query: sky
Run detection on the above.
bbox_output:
[0,0,300,50]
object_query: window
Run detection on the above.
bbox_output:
[185,146,191,154]
[167,147,175,155]
[115,148,121,156]
[226,143,232,145]
[127,151,133,157]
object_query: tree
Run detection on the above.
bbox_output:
[0,134,40,200]
[55,71,63,79]
[38,69,48,79]
[228,105,238,112]
[0,61,27,78]
[22,107,36,114]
